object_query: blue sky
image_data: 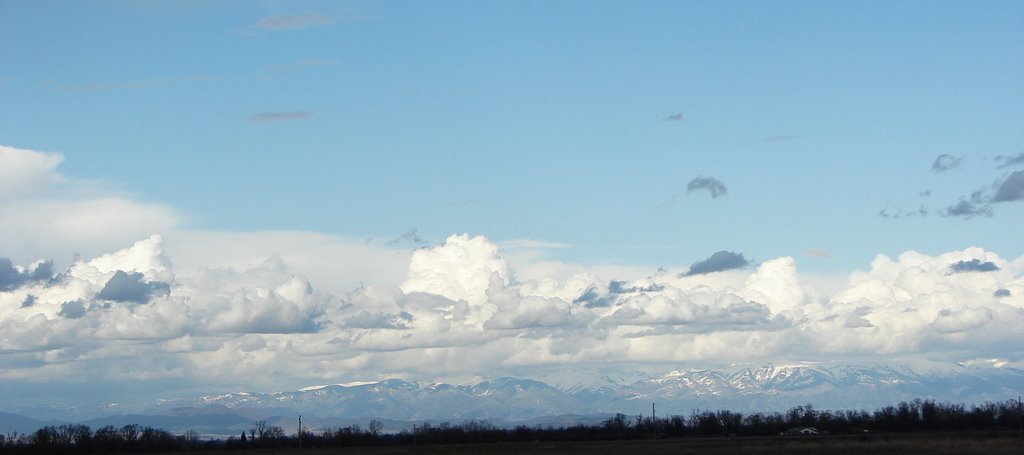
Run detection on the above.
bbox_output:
[3,0,1021,272]
[1,1,1023,407]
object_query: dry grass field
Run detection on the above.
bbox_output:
[211,432,1022,455]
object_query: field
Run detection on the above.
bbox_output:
[215,432,1022,455]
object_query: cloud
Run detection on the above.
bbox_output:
[0,147,180,263]
[991,170,1024,202]
[0,145,65,201]
[949,259,1000,273]
[255,13,335,30]
[0,258,54,292]
[662,112,684,122]
[344,310,413,329]
[2,232,1023,406]
[58,300,87,319]
[3,146,1024,409]
[249,111,313,122]
[805,249,831,259]
[191,260,328,334]
[942,171,1023,217]
[931,154,962,172]
[608,280,664,294]
[389,227,428,245]
[400,234,511,307]
[94,270,171,304]
[878,204,928,219]
[941,190,992,218]
[995,152,1024,169]
[931,307,992,333]
[686,176,728,199]
[683,251,749,276]
[572,285,613,308]
[603,290,773,329]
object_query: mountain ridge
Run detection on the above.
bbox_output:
[4,362,1021,432]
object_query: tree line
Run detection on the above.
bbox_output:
[1,398,1020,453]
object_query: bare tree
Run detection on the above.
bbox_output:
[368,419,383,436]
[184,429,200,449]
[120,424,140,443]
[251,420,268,440]
[267,426,286,439]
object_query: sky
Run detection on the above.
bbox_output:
[1,0,1023,408]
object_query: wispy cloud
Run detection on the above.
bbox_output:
[805,249,832,259]
[932,154,963,172]
[995,152,1024,169]
[249,111,314,122]
[655,193,676,210]
[256,13,335,30]
[686,176,728,199]
[662,112,684,122]
[389,228,428,245]
[878,204,928,219]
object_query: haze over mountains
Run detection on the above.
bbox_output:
[3,361,1021,437]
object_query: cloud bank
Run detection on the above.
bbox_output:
[2,144,1023,407]
[2,233,1022,407]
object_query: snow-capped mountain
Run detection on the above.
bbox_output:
[6,362,1020,428]
[143,362,1023,422]
[608,362,1023,415]
[156,377,591,421]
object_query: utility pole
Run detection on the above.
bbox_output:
[298,415,302,449]
[652,403,656,439]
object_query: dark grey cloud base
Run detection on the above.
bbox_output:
[95,270,171,304]
[683,251,749,276]
[949,259,999,273]
[0,258,54,292]
[942,170,1023,218]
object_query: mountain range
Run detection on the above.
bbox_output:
[3,361,1021,437]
